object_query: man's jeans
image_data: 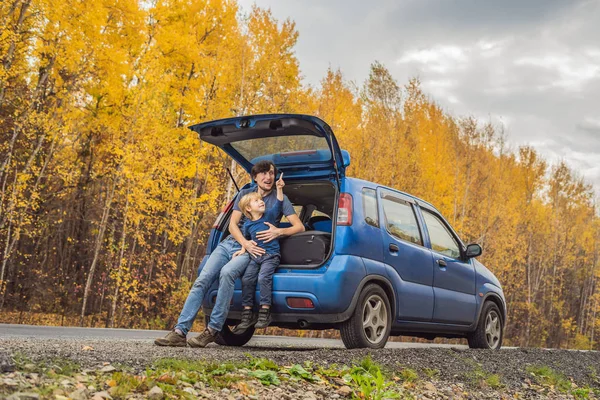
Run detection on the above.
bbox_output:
[241,253,280,307]
[175,236,249,334]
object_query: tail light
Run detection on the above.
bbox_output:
[286,297,315,308]
[213,199,235,229]
[337,193,353,226]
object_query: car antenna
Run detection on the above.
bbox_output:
[226,167,240,193]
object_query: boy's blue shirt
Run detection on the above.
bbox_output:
[232,185,295,228]
[242,199,283,255]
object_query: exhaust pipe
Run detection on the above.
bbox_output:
[298,320,310,328]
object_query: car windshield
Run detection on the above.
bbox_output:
[230,134,331,162]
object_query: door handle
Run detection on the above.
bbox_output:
[389,243,399,252]
[437,259,447,267]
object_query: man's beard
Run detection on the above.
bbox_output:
[257,182,273,192]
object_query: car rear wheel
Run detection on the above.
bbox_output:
[340,284,391,349]
[205,315,255,347]
[467,301,503,349]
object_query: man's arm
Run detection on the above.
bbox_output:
[256,213,305,243]
[229,210,265,257]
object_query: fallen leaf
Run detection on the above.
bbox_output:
[235,381,253,395]
[157,373,177,384]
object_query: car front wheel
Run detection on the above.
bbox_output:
[340,284,392,349]
[467,301,503,349]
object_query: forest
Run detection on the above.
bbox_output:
[1,0,598,349]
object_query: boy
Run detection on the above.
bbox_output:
[233,173,285,332]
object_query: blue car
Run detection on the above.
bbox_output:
[190,114,506,349]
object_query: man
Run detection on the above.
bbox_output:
[155,160,304,347]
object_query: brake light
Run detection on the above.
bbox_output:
[213,199,235,228]
[286,297,315,308]
[337,193,353,226]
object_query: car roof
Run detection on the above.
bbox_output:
[345,177,439,213]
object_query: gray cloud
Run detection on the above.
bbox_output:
[239,0,600,191]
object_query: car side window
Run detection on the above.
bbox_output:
[362,188,379,227]
[380,194,422,245]
[422,210,461,259]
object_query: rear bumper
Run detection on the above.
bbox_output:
[201,254,366,322]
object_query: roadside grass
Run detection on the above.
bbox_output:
[13,352,81,377]
[4,354,412,399]
[398,368,419,383]
[467,367,503,389]
[423,367,440,379]
[341,355,407,400]
[12,353,600,400]
[461,358,503,389]
[526,365,572,393]
[526,365,600,399]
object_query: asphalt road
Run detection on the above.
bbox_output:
[0,323,466,349]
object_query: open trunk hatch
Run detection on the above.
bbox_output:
[189,114,347,181]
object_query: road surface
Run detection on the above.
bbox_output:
[0,323,466,349]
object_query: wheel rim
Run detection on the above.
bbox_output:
[485,310,501,349]
[362,294,388,344]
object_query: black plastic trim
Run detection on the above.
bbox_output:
[203,274,397,326]
[474,292,507,329]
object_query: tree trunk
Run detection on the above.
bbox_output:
[80,181,116,326]
[109,195,129,328]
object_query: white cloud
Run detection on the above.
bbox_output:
[514,53,600,91]
[398,45,468,64]
[238,0,600,191]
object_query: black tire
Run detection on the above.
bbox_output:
[467,301,503,349]
[205,315,255,347]
[340,284,392,349]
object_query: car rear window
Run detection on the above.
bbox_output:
[362,188,379,227]
[380,194,422,245]
[230,135,330,162]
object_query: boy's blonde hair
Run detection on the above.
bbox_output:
[238,192,262,219]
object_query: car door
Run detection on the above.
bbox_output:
[419,208,477,324]
[378,189,434,322]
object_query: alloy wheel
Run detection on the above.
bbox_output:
[362,294,388,344]
[485,310,501,349]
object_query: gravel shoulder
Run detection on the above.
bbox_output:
[1,337,600,399]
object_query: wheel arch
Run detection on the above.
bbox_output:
[353,274,397,321]
[475,292,506,329]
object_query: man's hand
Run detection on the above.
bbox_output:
[232,247,246,258]
[276,173,285,190]
[243,239,265,257]
[256,222,282,243]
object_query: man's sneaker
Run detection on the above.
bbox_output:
[233,309,258,333]
[154,330,186,347]
[187,329,217,348]
[255,308,272,329]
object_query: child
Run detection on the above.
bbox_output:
[233,173,285,332]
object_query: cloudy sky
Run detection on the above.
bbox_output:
[239,0,600,192]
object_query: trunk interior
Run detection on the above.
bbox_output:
[220,180,337,268]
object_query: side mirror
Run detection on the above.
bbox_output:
[465,243,482,258]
